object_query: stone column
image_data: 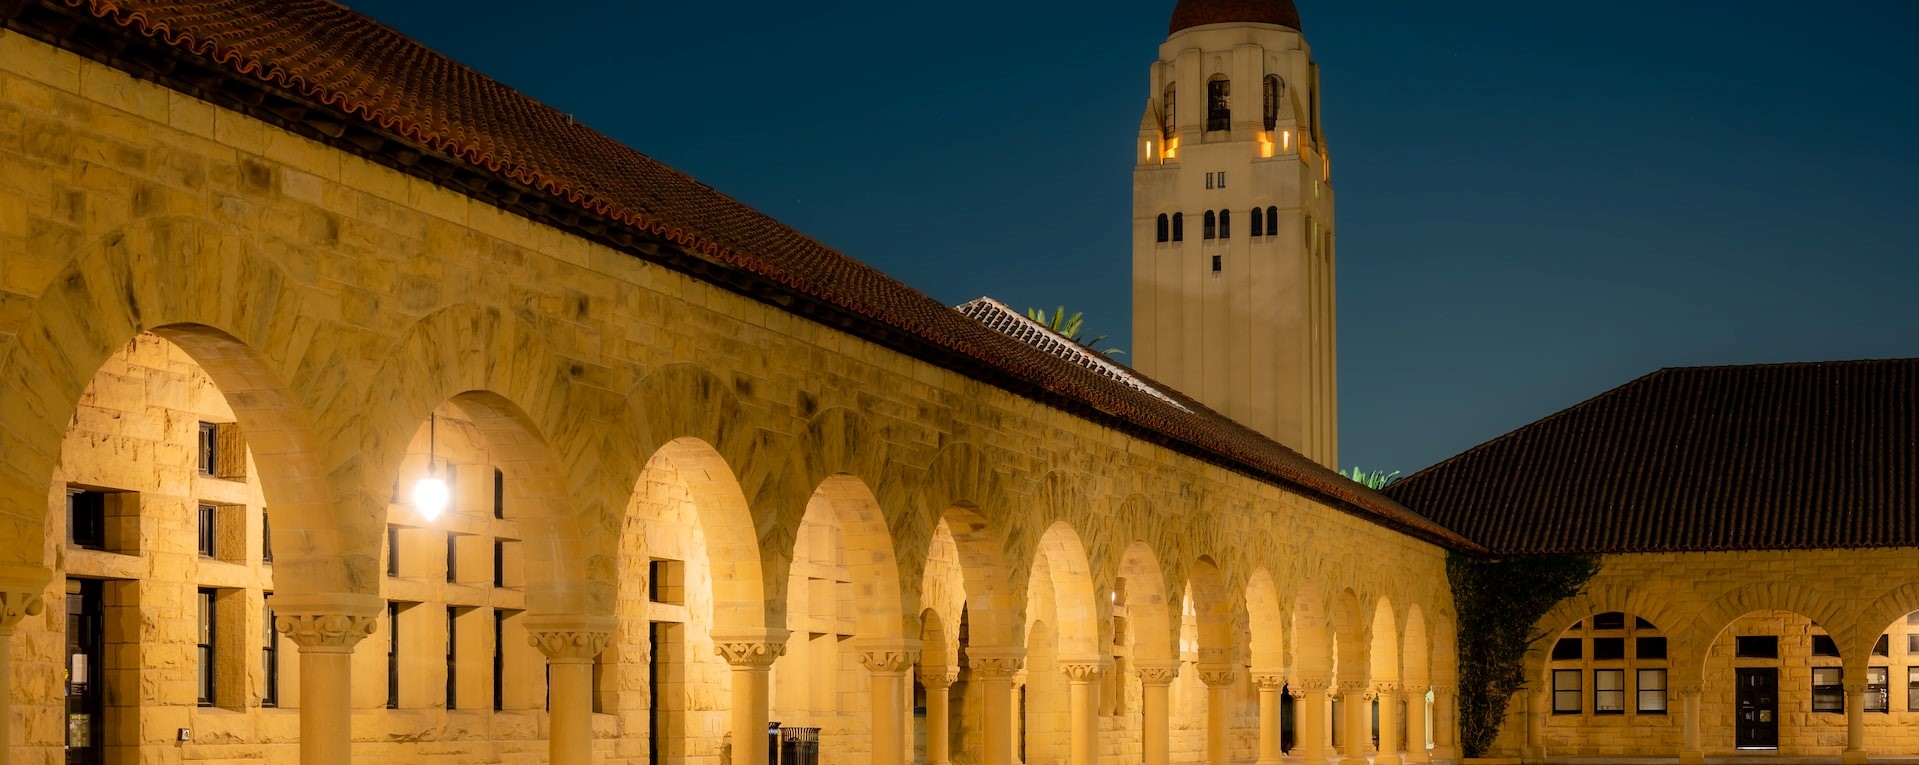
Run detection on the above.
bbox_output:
[1844,680,1869,765]
[1251,672,1286,765]
[528,616,615,765]
[1138,662,1179,765]
[857,642,921,765]
[1521,684,1547,763]
[0,578,48,765]
[1375,683,1403,765]
[1430,685,1459,762]
[1337,681,1370,765]
[1061,661,1101,765]
[1199,665,1238,765]
[715,630,790,765]
[273,594,382,765]
[1294,678,1331,765]
[921,668,960,765]
[1010,670,1029,765]
[969,648,1025,765]
[1403,685,1431,764]
[1677,684,1703,765]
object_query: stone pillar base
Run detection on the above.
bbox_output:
[1843,750,1869,765]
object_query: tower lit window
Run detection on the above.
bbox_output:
[1207,76,1230,132]
[1162,83,1177,139]
[1263,75,1283,131]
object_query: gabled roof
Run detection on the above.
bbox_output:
[956,298,1186,411]
[1385,359,1919,555]
[5,0,1476,549]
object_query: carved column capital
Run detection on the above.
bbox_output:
[1251,672,1287,691]
[1404,684,1431,697]
[1843,680,1869,696]
[1136,661,1179,686]
[712,628,790,668]
[1198,664,1239,687]
[1376,681,1403,696]
[1336,679,1371,698]
[967,647,1026,679]
[857,648,920,675]
[1676,684,1703,699]
[1429,684,1457,698]
[0,589,46,634]
[267,592,383,653]
[919,668,960,690]
[1061,661,1102,682]
[1294,676,1333,693]
[528,629,613,662]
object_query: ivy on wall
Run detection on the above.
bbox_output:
[1447,551,1601,758]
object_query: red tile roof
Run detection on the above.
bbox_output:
[956,298,1188,410]
[1168,0,1302,35]
[7,0,1473,548]
[1385,359,1919,555]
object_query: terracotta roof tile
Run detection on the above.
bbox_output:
[13,0,1472,548]
[1384,359,1919,555]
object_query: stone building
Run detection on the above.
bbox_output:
[0,3,1468,765]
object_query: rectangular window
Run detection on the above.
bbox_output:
[649,559,685,605]
[198,422,220,476]
[447,607,459,710]
[1211,255,1222,274]
[446,534,458,584]
[1867,666,1889,712]
[387,602,402,709]
[1909,667,1919,712]
[493,468,505,519]
[261,510,273,565]
[1873,634,1890,657]
[198,588,217,706]
[1812,635,1840,657]
[1813,667,1845,713]
[1909,634,1919,654]
[1636,636,1667,660]
[1593,612,1626,630]
[68,489,107,550]
[1552,669,1582,714]
[262,594,278,707]
[1594,669,1625,714]
[1637,668,1668,713]
[1908,612,1919,627]
[1635,617,1656,629]
[1205,172,1214,189]
[1735,635,1778,658]
[387,525,401,578]
[494,610,506,712]
[1551,637,1582,661]
[197,504,218,558]
[1217,172,1226,188]
[1593,637,1626,661]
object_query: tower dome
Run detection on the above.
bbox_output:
[1167,0,1301,35]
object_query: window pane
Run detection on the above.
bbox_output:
[1637,669,1668,713]
[1868,667,1889,712]
[1735,636,1778,658]
[1812,635,1840,657]
[1908,667,1919,711]
[1594,637,1625,660]
[1593,612,1625,630]
[1551,637,1581,661]
[1553,670,1581,713]
[1873,634,1889,657]
[1637,636,1667,660]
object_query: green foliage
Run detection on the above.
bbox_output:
[1026,305,1126,357]
[1448,551,1601,757]
[1342,466,1402,489]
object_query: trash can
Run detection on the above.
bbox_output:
[767,722,782,765]
[781,727,821,765]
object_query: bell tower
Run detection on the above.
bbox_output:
[1131,0,1337,467]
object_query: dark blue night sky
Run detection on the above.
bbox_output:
[340,0,1919,473]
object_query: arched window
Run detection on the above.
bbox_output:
[1263,75,1284,131]
[1207,76,1231,132]
[1250,208,1264,238]
[1219,209,1231,239]
[1162,83,1177,139]
[1156,214,1170,243]
[1171,212,1184,242]
[1203,210,1216,240]
[1266,206,1278,236]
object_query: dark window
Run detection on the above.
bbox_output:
[260,510,272,565]
[1593,637,1625,661]
[447,607,459,710]
[1908,667,1919,712]
[445,464,458,515]
[198,588,217,706]
[1812,667,1844,713]
[1735,636,1778,658]
[446,534,458,584]
[1206,77,1230,132]
[198,422,219,476]
[198,504,218,558]
[1157,214,1170,243]
[494,610,507,711]
[1219,209,1231,239]
[1866,667,1889,713]
[650,560,684,605]
[387,525,401,578]
[1873,634,1889,657]
[1551,637,1582,661]
[1594,669,1625,714]
[493,468,505,519]
[387,602,402,709]
[1205,172,1214,190]
[1217,172,1226,188]
[1262,75,1282,131]
[1812,635,1840,657]
[1162,84,1176,138]
[1203,211,1216,240]
[1636,617,1656,629]
[1172,212,1184,242]
[1593,612,1626,630]
[494,540,506,588]
[1250,208,1264,237]
[68,489,107,550]
[1552,669,1581,714]
[1265,206,1278,236]
[1637,668,1668,713]
[1909,634,1919,654]
[262,594,278,707]
[1636,636,1667,660]
[1211,255,1222,273]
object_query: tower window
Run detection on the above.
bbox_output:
[1203,211,1216,240]
[1156,214,1169,243]
[1216,172,1226,188]
[1250,208,1264,237]
[1263,75,1283,131]
[1207,76,1230,132]
[1205,172,1213,190]
[1211,255,1221,274]
[1266,206,1278,236]
[1219,209,1231,239]
[197,588,217,706]
[1162,83,1177,139]
[1171,213,1184,242]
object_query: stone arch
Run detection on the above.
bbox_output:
[1403,604,1431,687]
[1293,581,1333,678]
[921,608,952,670]
[1330,588,1370,684]
[1032,521,1100,660]
[1119,541,1176,664]
[1849,580,1919,662]
[1246,568,1286,672]
[1534,585,1686,647]
[793,407,912,639]
[1370,596,1400,683]
[0,216,345,583]
[1688,582,1849,685]
[916,442,1020,648]
[637,437,770,633]
[1188,556,1235,663]
[802,474,908,641]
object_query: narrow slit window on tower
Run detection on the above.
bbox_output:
[1205,172,1213,190]
[1203,210,1216,240]
[1211,255,1222,274]
[198,588,217,707]
[1162,83,1177,139]
[1265,206,1278,236]
[1207,76,1230,132]
[1157,214,1169,243]
[1250,208,1264,237]
[263,593,279,707]
[493,468,505,519]
[1219,209,1231,239]
[1217,172,1226,188]
[1263,75,1283,131]
[1171,212,1184,242]
[387,602,403,709]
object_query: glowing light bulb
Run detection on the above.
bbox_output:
[413,473,448,521]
